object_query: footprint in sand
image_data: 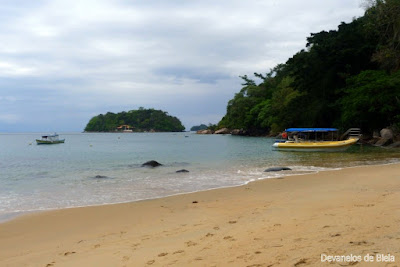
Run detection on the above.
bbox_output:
[349,240,374,246]
[354,204,375,207]
[185,241,197,247]
[223,236,236,241]
[294,258,309,266]
[146,260,155,265]
[64,251,76,256]
[158,252,168,257]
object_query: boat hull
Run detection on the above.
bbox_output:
[36,139,65,145]
[272,138,358,152]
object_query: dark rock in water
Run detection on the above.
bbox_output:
[176,169,189,173]
[93,175,109,179]
[264,167,292,172]
[142,160,163,167]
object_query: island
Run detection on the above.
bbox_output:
[84,108,185,132]
[190,124,208,131]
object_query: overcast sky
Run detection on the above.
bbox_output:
[0,0,365,132]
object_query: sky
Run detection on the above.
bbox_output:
[0,0,365,132]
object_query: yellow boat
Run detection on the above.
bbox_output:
[272,128,359,152]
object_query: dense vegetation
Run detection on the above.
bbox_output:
[84,108,185,132]
[218,0,400,135]
[190,124,208,131]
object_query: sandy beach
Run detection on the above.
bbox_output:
[0,164,399,267]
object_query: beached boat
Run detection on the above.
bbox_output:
[36,133,65,145]
[272,128,359,152]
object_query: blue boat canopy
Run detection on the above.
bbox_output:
[285,128,338,133]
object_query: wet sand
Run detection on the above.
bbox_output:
[0,163,399,266]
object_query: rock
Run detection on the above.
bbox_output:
[93,175,109,179]
[374,138,392,146]
[176,169,189,173]
[264,167,292,172]
[380,128,394,139]
[142,160,163,167]
[196,129,213,134]
[367,137,380,145]
[231,129,240,135]
[373,130,380,138]
[214,128,230,134]
[387,141,400,148]
[231,129,248,136]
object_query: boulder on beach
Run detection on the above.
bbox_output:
[387,141,400,148]
[142,160,163,167]
[380,128,394,140]
[264,167,292,172]
[374,138,392,147]
[176,169,189,173]
[196,129,213,134]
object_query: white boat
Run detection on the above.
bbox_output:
[272,128,359,152]
[36,133,65,145]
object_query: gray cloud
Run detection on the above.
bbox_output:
[0,0,365,131]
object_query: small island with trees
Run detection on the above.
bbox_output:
[190,124,208,131]
[84,108,185,132]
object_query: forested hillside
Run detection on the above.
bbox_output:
[84,108,185,132]
[218,0,400,135]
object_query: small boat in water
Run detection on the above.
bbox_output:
[272,128,359,152]
[36,133,65,145]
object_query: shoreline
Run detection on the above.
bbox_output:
[1,160,398,224]
[0,160,398,223]
[1,163,400,266]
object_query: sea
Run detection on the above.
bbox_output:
[1,132,399,222]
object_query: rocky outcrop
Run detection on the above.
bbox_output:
[142,160,163,167]
[214,128,230,134]
[196,129,213,134]
[231,129,248,136]
[387,141,400,148]
[374,138,392,146]
[380,128,394,139]
[368,128,397,147]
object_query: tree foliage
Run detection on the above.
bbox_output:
[218,0,400,134]
[84,108,185,132]
[190,124,208,131]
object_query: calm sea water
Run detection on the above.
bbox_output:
[1,132,399,221]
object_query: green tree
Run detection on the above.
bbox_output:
[341,69,400,130]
